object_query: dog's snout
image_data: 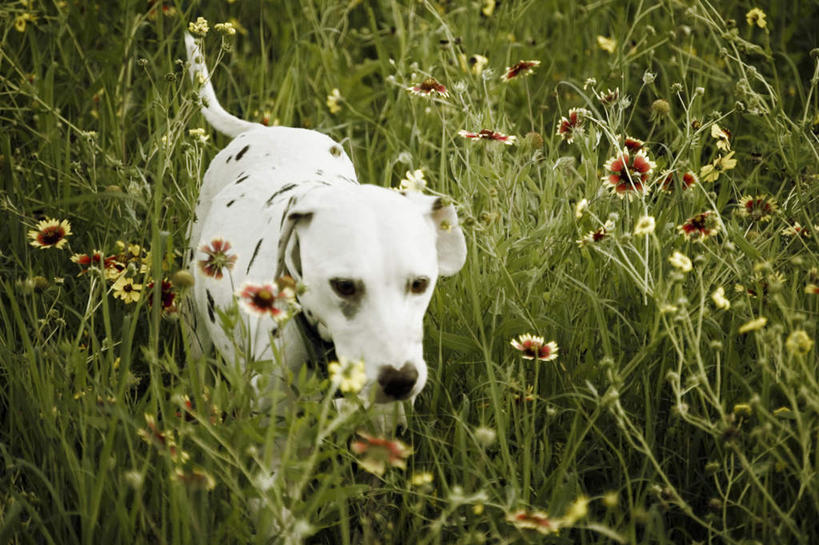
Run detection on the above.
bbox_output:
[377,363,419,401]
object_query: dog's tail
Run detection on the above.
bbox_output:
[184,32,262,138]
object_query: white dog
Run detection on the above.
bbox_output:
[184,34,466,403]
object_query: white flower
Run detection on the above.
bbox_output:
[633,215,656,236]
[188,17,209,36]
[328,357,367,394]
[711,286,730,309]
[668,251,692,273]
[399,169,427,193]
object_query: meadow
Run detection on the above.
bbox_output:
[2,0,819,543]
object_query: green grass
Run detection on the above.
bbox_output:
[2,0,819,543]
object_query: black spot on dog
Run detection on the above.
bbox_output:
[235,174,249,184]
[246,238,263,274]
[235,145,250,161]
[206,289,216,323]
[226,155,232,163]
[329,145,342,157]
[265,183,298,206]
[315,169,324,176]
[188,248,194,260]
[226,199,236,207]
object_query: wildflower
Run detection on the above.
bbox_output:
[326,88,342,114]
[562,495,590,525]
[506,509,561,535]
[467,54,488,75]
[138,413,189,463]
[236,278,299,322]
[602,148,655,198]
[781,222,816,238]
[213,22,236,35]
[555,107,591,144]
[577,220,614,246]
[188,16,209,36]
[147,1,176,19]
[410,472,434,487]
[501,60,540,81]
[14,13,36,33]
[805,283,819,294]
[597,35,616,53]
[623,135,646,152]
[602,491,619,508]
[668,251,692,273]
[660,170,698,192]
[112,275,143,304]
[70,250,114,274]
[458,129,516,145]
[733,403,752,416]
[350,432,412,476]
[738,195,777,222]
[510,333,558,361]
[398,169,427,193]
[473,426,497,448]
[28,218,72,250]
[633,216,656,236]
[650,99,671,121]
[746,7,767,29]
[188,127,209,144]
[710,123,731,151]
[598,88,620,106]
[174,467,216,491]
[679,211,720,241]
[700,151,737,182]
[328,357,367,394]
[738,316,767,334]
[147,279,176,313]
[711,287,730,310]
[574,198,589,219]
[786,330,814,355]
[199,238,237,279]
[481,0,496,17]
[407,77,449,98]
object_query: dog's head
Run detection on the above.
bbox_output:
[281,185,466,402]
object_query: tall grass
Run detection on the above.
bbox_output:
[1,0,818,543]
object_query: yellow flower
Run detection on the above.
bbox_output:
[328,357,366,394]
[700,151,737,182]
[746,7,767,29]
[188,127,209,144]
[398,169,427,193]
[733,403,752,416]
[410,472,434,487]
[633,215,656,236]
[213,22,236,35]
[711,287,730,310]
[597,35,616,53]
[668,251,692,273]
[710,123,731,151]
[481,0,496,17]
[562,495,589,525]
[738,316,767,334]
[785,330,814,355]
[112,275,143,304]
[28,218,72,250]
[574,198,589,219]
[14,13,36,33]
[326,88,342,114]
[188,16,209,36]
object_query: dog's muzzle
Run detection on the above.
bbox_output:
[376,363,419,402]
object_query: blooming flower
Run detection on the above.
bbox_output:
[14,12,36,33]
[746,7,767,28]
[633,215,656,236]
[805,283,819,294]
[199,238,237,280]
[458,129,516,145]
[597,35,616,53]
[467,54,488,75]
[602,148,655,198]
[668,251,692,273]
[574,199,589,219]
[326,88,343,114]
[328,357,367,394]
[510,333,558,361]
[598,88,620,106]
[679,211,720,241]
[410,472,434,487]
[659,170,698,192]
[700,151,737,182]
[739,316,767,334]
[28,218,72,250]
[236,278,299,322]
[147,279,176,313]
[407,77,449,98]
[562,495,590,525]
[70,250,113,274]
[350,432,412,476]
[188,16,209,36]
[738,195,777,222]
[188,128,209,144]
[781,222,817,238]
[623,135,646,152]
[506,509,561,535]
[577,220,615,246]
[710,123,731,151]
[213,22,236,35]
[785,330,814,355]
[501,60,540,81]
[711,287,730,309]
[398,169,427,193]
[555,107,591,144]
[112,275,143,304]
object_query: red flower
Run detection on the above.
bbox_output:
[679,211,720,240]
[199,238,237,279]
[502,60,540,81]
[351,432,412,475]
[458,129,516,145]
[236,278,299,322]
[407,77,449,98]
[147,279,176,313]
[738,195,777,222]
[660,170,698,192]
[506,510,561,535]
[602,148,655,198]
[623,135,645,152]
[510,334,559,361]
[555,108,591,144]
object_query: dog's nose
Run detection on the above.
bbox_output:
[377,363,418,401]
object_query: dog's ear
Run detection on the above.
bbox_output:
[406,193,467,276]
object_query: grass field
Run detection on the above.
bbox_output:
[2,0,819,543]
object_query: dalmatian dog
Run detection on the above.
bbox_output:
[183,34,466,404]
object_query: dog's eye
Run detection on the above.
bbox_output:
[330,278,359,298]
[408,276,430,295]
